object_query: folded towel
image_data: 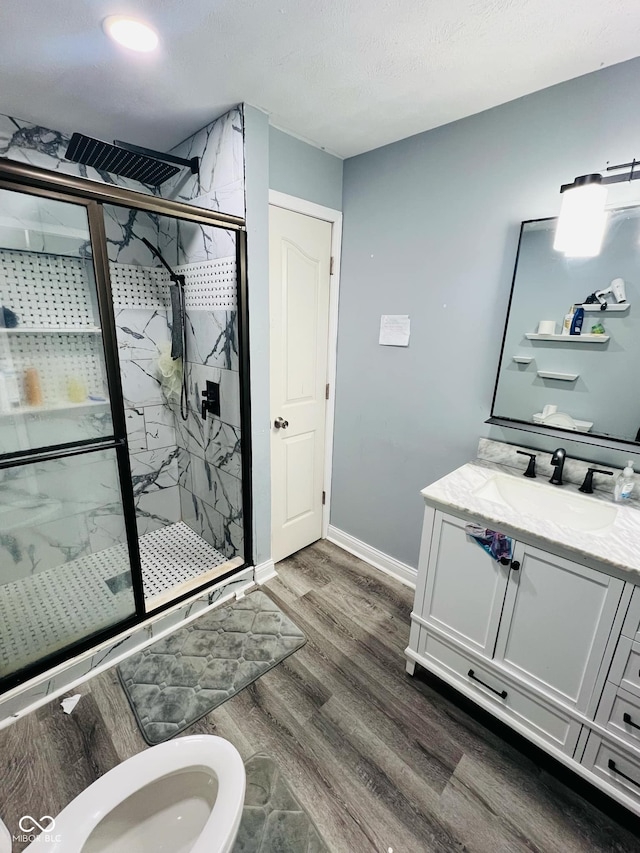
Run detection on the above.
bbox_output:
[465,523,513,563]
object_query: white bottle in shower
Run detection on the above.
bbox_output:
[0,360,20,408]
[0,372,10,413]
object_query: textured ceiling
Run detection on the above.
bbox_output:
[0,0,638,158]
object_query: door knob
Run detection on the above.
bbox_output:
[274,416,289,430]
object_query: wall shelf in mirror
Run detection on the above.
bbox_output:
[525,333,609,343]
[532,412,593,431]
[0,326,102,334]
[512,356,534,364]
[536,370,579,381]
[577,304,629,313]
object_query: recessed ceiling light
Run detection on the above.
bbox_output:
[103,16,159,52]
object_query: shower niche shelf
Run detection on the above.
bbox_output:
[0,399,109,418]
[0,326,102,335]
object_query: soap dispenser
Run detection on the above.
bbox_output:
[614,460,635,502]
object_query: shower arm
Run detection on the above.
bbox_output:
[141,237,185,287]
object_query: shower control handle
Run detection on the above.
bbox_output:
[274,417,289,430]
[201,380,221,420]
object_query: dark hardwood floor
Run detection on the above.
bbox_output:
[1,539,640,851]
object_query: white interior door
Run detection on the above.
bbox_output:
[269,205,332,563]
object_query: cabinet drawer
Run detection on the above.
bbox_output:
[609,636,640,700]
[596,682,640,754]
[583,731,640,803]
[418,631,580,754]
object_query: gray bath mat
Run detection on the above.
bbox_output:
[234,754,329,853]
[117,590,306,744]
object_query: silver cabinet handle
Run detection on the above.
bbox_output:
[274,417,289,430]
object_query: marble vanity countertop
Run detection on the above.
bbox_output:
[421,461,640,584]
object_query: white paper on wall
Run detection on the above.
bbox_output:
[379,315,410,347]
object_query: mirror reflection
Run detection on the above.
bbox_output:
[492,205,640,443]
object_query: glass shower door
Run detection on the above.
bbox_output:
[0,186,141,685]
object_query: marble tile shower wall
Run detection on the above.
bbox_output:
[154,189,244,561]
[176,305,243,561]
[104,202,181,536]
[164,106,244,261]
[116,302,180,536]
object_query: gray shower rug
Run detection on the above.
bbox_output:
[117,590,306,744]
[234,754,329,853]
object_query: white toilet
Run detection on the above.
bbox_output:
[1,735,245,853]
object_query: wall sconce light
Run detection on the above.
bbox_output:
[554,159,640,258]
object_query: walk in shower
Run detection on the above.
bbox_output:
[0,171,250,689]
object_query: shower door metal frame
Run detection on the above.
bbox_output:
[0,158,253,694]
[0,179,146,692]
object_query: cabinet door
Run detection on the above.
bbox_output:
[493,543,624,712]
[420,512,510,657]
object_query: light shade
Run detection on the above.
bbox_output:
[553,176,608,258]
[103,16,159,52]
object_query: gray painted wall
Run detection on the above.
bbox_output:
[269,126,343,210]
[332,56,640,569]
[494,214,640,442]
[243,105,272,566]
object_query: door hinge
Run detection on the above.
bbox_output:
[330,256,335,275]
[325,383,330,400]
[322,491,326,505]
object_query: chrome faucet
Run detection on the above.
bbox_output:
[549,448,566,486]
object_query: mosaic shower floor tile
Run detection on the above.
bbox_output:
[0,521,230,678]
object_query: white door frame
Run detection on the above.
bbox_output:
[268,190,342,540]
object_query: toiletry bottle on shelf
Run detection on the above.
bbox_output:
[570,305,585,335]
[1,360,21,408]
[67,377,87,404]
[614,460,635,502]
[0,373,10,414]
[24,367,43,406]
[562,306,574,335]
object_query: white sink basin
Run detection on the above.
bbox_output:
[473,473,618,532]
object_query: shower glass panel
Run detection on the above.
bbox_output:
[0,189,113,456]
[0,449,137,678]
[103,203,245,609]
[0,186,140,688]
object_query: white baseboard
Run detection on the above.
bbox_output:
[327,526,417,588]
[254,559,277,585]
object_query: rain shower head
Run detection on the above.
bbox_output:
[65,133,199,187]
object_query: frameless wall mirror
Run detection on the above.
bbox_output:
[491,204,640,445]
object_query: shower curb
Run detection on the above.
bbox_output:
[0,567,256,731]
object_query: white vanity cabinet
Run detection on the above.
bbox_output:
[406,504,640,815]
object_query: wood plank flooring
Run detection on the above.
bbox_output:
[1,539,640,851]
